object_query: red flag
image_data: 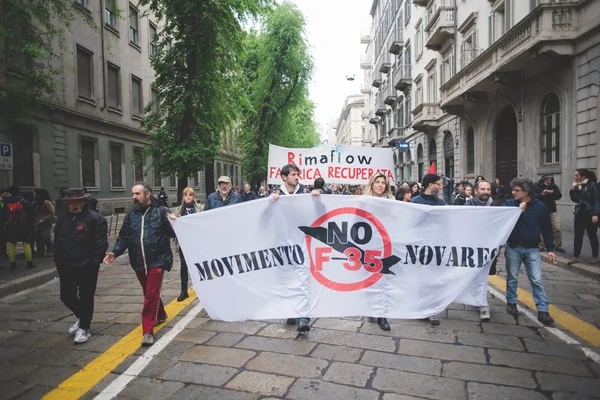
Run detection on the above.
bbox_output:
[427,161,436,174]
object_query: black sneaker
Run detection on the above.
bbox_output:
[286,318,297,325]
[377,318,390,331]
[297,318,310,332]
[538,311,554,326]
[177,291,189,302]
[506,303,520,316]
[428,316,440,326]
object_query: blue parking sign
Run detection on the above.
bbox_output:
[1,143,11,157]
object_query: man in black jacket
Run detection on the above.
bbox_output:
[54,188,108,344]
[104,182,176,347]
[534,174,564,252]
[240,183,257,202]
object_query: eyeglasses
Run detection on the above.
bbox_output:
[511,188,523,193]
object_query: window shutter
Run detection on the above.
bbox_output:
[505,0,512,32]
[488,14,493,45]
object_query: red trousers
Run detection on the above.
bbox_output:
[135,268,167,334]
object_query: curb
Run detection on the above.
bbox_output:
[0,268,59,299]
[542,254,600,281]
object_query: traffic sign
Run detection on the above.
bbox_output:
[0,143,13,170]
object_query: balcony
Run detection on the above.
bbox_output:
[369,115,380,125]
[440,0,591,110]
[360,55,371,70]
[393,64,412,92]
[387,128,404,147]
[411,103,443,132]
[413,0,428,6]
[371,70,382,88]
[388,28,404,55]
[362,111,370,119]
[425,5,455,51]
[361,29,371,44]
[361,83,372,94]
[375,92,386,116]
[379,60,392,74]
[384,83,397,105]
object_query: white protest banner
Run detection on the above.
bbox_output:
[172,196,521,321]
[267,143,396,186]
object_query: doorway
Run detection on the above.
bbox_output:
[495,107,518,188]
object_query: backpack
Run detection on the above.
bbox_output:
[7,201,27,228]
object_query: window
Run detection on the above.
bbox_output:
[75,0,89,8]
[129,5,139,46]
[427,72,437,103]
[441,51,454,85]
[466,127,475,173]
[169,175,176,188]
[404,95,411,125]
[192,172,199,188]
[110,143,124,188]
[417,144,424,182]
[149,23,158,57]
[80,138,98,188]
[12,127,34,187]
[429,139,437,172]
[133,147,145,183]
[405,0,411,25]
[105,1,117,29]
[415,82,423,107]
[415,22,423,59]
[76,46,93,100]
[461,31,479,68]
[131,75,142,117]
[107,63,121,109]
[396,100,404,128]
[541,94,560,166]
[153,167,162,188]
[151,87,159,113]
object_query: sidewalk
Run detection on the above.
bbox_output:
[542,230,600,280]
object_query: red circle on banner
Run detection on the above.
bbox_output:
[306,207,392,292]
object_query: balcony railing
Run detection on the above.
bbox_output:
[411,103,443,132]
[393,64,412,91]
[379,58,392,74]
[388,28,404,55]
[459,47,485,69]
[375,90,386,116]
[425,5,455,51]
[371,70,382,88]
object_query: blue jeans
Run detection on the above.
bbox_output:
[505,246,550,312]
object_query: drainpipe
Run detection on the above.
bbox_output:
[453,0,458,78]
[100,0,107,111]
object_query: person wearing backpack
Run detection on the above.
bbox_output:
[4,186,35,270]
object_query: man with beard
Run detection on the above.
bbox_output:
[54,189,108,344]
[271,164,320,333]
[104,182,176,347]
[463,180,500,322]
[204,176,242,210]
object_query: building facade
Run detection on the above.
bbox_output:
[0,0,242,212]
[362,0,600,230]
[335,94,368,146]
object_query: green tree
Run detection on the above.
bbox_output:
[0,0,92,126]
[240,2,315,189]
[139,0,268,199]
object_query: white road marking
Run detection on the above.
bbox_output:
[94,302,204,400]
[486,285,600,365]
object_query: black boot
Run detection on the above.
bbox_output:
[27,261,36,269]
[177,291,189,302]
[9,262,16,271]
[377,318,390,331]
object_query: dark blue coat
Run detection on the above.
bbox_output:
[409,193,446,206]
[112,202,175,272]
[505,198,554,252]
[204,190,242,211]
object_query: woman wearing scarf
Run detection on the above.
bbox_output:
[363,173,394,331]
[175,187,202,301]
[568,169,599,265]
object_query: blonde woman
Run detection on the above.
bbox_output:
[175,187,202,301]
[363,173,393,330]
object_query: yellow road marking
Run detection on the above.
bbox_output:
[43,288,198,400]
[488,275,600,347]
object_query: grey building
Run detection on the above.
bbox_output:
[0,0,242,213]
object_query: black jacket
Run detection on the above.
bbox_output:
[505,198,554,251]
[112,202,175,272]
[409,193,446,206]
[570,180,599,216]
[240,190,257,202]
[54,207,108,269]
[3,195,35,243]
[534,175,562,214]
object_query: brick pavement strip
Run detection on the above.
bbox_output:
[287,378,380,400]
[372,368,467,399]
[488,348,594,376]
[360,350,442,376]
[310,344,363,363]
[466,382,549,400]
[178,345,256,368]
[397,339,487,363]
[536,372,600,398]
[159,361,238,386]
[245,351,328,378]
[225,371,294,397]
[442,362,537,389]
[235,335,317,355]
[322,361,374,387]
[456,331,525,351]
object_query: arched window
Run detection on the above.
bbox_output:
[466,127,475,173]
[429,139,437,171]
[417,144,424,182]
[443,131,454,179]
[541,94,560,166]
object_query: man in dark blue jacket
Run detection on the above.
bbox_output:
[504,178,556,325]
[104,182,176,347]
[205,176,242,210]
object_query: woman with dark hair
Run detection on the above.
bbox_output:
[395,186,412,202]
[475,175,485,185]
[410,182,420,198]
[175,187,202,301]
[568,169,599,265]
[34,189,55,257]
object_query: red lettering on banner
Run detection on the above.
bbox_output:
[314,248,332,272]
[287,152,296,164]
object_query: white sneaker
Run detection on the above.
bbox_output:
[480,309,491,322]
[74,329,90,344]
[68,319,80,336]
[141,333,154,347]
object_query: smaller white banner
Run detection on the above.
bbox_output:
[267,144,396,186]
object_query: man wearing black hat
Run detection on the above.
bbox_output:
[54,188,108,344]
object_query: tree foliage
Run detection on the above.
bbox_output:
[139,0,269,196]
[0,0,91,125]
[240,2,317,188]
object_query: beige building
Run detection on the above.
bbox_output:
[0,0,242,211]
[362,0,600,230]
[335,94,368,146]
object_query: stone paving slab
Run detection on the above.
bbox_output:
[287,378,380,400]
[179,345,256,367]
[372,368,467,399]
[246,351,328,378]
[442,362,537,389]
[360,350,442,376]
[225,371,294,397]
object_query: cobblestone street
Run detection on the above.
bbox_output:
[0,251,599,400]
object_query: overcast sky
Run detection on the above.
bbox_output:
[289,0,372,141]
